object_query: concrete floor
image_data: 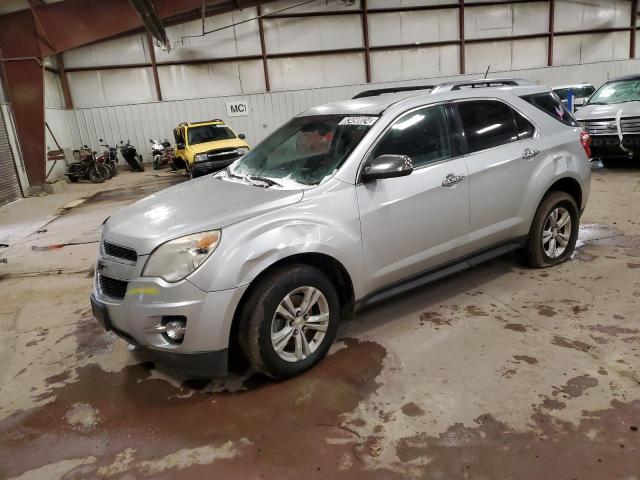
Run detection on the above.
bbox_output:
[0,163,639,479]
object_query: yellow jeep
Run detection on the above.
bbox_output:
[173,119,250,178]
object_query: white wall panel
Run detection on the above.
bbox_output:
[554,32,630,65]
[368,0,453,7]
[156,8,261,62]
[555,0,630,32]
[464,2,549,39]
[45,58,640,166]
[262,0,361,14]
[263,15,363,54]
[157,60,265,100]
[371,45,459,82]
[268,53,366,90]
[63,34,149,68]
[44,71,65,109]
[68,68,156,108]
[465,38,547,74]
[368,9,458,46]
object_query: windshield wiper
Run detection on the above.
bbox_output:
[247,175,282,188]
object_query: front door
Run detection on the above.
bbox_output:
[356,105,470,293]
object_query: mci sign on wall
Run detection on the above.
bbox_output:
[226,100,249,117]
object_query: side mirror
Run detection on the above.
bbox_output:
[361,154,413,182]
[238,133,246,140]
[177,142,185,149]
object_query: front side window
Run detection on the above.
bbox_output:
[587,79,640,105]
[187,125,236,145]
[227,114,376,187]
[455,100,518,153]
[372,105,451,168]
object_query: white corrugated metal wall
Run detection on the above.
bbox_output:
[43,0,639,159]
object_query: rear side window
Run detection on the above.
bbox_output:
[373,105,451,168]
[514,112,534,140]
[455,100,518,153]
[521,92,578,127]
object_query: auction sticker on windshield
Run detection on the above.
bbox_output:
[339,116,378,126]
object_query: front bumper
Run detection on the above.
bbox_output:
[190,158,236,178]
[91,271,248,375]
[590,135,640,159]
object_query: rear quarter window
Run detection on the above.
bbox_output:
[521,92,578,127]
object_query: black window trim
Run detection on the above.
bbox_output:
[448,97,539,157]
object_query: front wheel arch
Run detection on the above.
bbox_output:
[227,253,355,371]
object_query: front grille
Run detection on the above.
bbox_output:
[103,241,137,263]
[581,116,640,136]
[205,148,242,161]
[98,275,128,300]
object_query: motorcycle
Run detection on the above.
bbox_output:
[98,139,119,177]
[118,140,145,172]
[65,145,108,183]
[150,138,175,170]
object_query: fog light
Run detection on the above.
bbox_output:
[164,320,186,341]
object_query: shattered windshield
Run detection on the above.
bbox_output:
[587,80,640,105]
[219,114,377,188]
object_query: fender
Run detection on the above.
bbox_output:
[187,181,366,297]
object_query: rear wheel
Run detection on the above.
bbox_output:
[239,264,340,379]
[88,165,105,183]
[522,191,579,268]
[101,163,113,179]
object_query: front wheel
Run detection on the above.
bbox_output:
[136,155,145,172]
[522,191,579,268]
[239,265,340,379]
[153,155,160,170]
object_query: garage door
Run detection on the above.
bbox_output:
[0,109,22,206]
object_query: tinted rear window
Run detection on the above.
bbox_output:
[455,100,518,153]
[521,92,578,127]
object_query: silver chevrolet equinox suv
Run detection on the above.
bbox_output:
[91,79,591,379]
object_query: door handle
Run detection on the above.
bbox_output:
[442,173,465,187]
[522,148,540,159]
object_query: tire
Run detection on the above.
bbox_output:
[68,176,79,183]
[522,191,579,268]
[238,264,340,379]
[88,165,106,183]
[136,155,145,172]
[153,155,160,170]
[110,161,118,176]
[101,163,113,179]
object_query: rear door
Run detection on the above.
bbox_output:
[452,99,543,251]
[356,104,470,292]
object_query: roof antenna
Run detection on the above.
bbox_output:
[483,64,491,79]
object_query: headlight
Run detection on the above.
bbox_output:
[194,153,208,162]
[142,230,221,282]
[236,147,249,156]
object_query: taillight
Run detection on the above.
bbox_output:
[580,131,591,159]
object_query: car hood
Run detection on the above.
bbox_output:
[575,101,640,120]
[103,177,303,254]
[190,138,249,154]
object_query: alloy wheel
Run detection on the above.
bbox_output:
[542,206,572,258]
[270,286,330,363]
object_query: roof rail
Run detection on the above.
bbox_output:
[352,85,434,99]
[431,78,534,93]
